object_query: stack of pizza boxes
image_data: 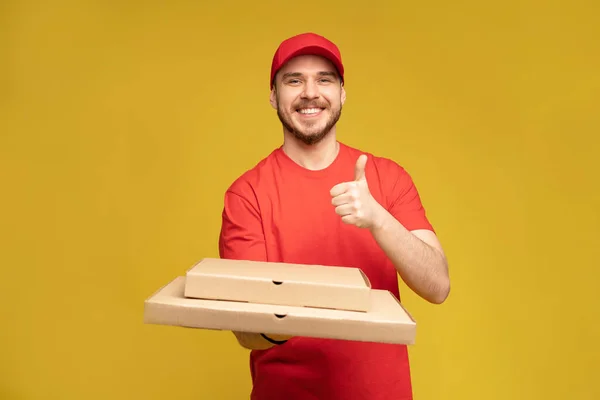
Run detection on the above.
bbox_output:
[144,258,417,345]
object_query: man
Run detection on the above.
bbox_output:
[218,32,450,400]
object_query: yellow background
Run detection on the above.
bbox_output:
[1,0,598,399]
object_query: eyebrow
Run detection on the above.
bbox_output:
[281,71,339,80]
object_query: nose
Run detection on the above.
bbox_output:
[301,79,319,99]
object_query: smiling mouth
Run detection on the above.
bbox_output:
[296,107,324,116]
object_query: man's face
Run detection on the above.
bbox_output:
[270,55,346,145]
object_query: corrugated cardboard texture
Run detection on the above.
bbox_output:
[184,258,372,312]
[145,276,416,345]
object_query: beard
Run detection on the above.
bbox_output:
[276,100,342,146]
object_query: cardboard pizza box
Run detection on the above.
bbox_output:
[144,276,417,345]
[183,258,372,312]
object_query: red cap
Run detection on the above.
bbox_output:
[270,32,344,89]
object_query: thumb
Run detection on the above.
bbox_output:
[355,154,367,181]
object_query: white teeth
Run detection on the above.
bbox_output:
[298,108,321,114]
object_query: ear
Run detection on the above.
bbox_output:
[269,88,277,110]
[341,84,347,106]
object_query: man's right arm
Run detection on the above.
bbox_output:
[218,187,288,350]
[233,332,292,350]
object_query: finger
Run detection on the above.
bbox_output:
[335,204,356,217]
[331,191,359,207]
[341,214,358,225]
[355,154,367,181]
[330,182,352,197]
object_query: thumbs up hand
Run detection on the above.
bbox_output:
[330,154,384,229]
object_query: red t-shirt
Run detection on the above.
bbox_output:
[219,142,434,400]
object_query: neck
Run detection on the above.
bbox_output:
[282,129,340,171]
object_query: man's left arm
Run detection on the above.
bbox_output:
[330,154,450,304]
[369,211,450,304]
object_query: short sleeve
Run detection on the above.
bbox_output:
[386,164,434,232]
[218,188,268,261]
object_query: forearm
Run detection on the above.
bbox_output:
[232,331,292,350]
[369,206,450,304]
[232,331,276,350]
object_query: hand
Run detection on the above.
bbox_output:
[330,154,383,229]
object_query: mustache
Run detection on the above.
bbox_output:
[294,101,328,110]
